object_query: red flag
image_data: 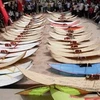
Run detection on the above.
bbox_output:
[18,0,23,12]
[0,0,3,6]
[0,0,9,25]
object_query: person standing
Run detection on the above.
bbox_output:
[38,2,42,13]
[27,2,32,15]
[84,2,89,18]
[94,4,99,17]
[88,5,94,19]
[73,2,78,16]
[50,1,54,12]
[57,1,62,12]
[78,1,84,17]
[43,1,48,13]
[67,1,71,11]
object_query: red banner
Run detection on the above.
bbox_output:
[0,0,9,25]
[18,0,23,12]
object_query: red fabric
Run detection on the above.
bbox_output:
[0,0,3,6]
[22,0,26,5]
[0,0,9,25]
[18,0,23,12]
[87,0,91,5]
[88,7,94,13]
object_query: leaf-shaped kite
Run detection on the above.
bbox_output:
[18,85,88,96]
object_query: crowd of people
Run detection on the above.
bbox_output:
[5,1,22,22]
[23,0,100,24]
[0,0,100,29]
[0,0,23,28]
[71,1,100,24]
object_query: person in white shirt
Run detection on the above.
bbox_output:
[78,1,84,17]
[84,2,89,18]
[50,1,54,11]
[27,2,32,14]
[94,4,99,17]
[43,1,48,13]
[73,2,78,16]
[67,1,71,11]
[57,1,62,12]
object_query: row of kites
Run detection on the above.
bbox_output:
[0,0,23,25]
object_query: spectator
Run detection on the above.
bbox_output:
[27,2,32,15]
[94,4,99,17]
[43,1,48,13]
[78,1,84,17]
[88,5,94,19]
[50,1,54,12]
[93,11,100,24]
[57,1,62,12]
[73,2,78,16]
[84,2,89,18]
[38,2,42,13]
